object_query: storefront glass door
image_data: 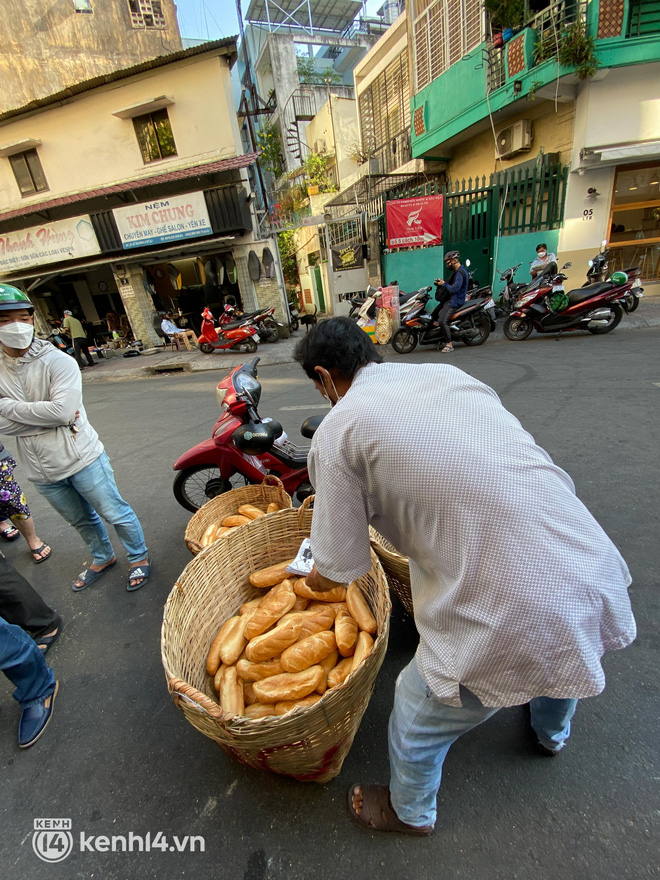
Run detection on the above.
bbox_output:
[609,163,660,281]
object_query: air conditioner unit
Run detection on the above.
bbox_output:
[495,119,533,159]
[314,138,326,153]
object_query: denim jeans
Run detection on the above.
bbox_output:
[0,617,55,708]
[33,452,147,565]
[388,658,578,828]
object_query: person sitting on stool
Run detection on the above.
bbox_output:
[160,312,198,351]
[431,251,468,354]
[62,310,95,370]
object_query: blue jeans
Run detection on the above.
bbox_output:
[388,658,578,828]
[0,617,55,708]
[33,452,147,565]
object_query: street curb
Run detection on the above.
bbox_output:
[80,315,660,384]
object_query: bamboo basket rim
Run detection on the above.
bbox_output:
[184,475,292,555]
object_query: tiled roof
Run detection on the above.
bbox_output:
[0,153,258,223]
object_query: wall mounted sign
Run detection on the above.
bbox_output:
[386,195,444,249]
[0,215,100,273]
[112,191,212,250]
[331,243,363,271]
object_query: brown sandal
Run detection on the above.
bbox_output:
[347,784,434,835]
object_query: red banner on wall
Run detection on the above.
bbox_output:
[386,195,443,249]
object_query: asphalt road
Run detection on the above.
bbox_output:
[1,328,658,880]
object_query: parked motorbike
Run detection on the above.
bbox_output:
[197,307,260,354]
[584,241,644,313]
[172,358,320,512]
[218,304,282,343]
[502,263,638,340]
[289,306,300,332]
[348,283,426,322]
[390,286,492,353]
[496,261,559,315]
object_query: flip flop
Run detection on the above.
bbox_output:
[0,525,20,542]
[347,784,434,836]
[36,625,62,654]
[72,558,117,592]
[126,557,151,592]
[31,543,52,564]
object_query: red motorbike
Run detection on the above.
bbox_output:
[197,307,259,354]
[502,265,640,340]
[218,304,282,344]
[172,357,319,512]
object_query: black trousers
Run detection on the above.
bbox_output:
[431,301,454,344]
[73,337,95,367]
[0,552,60,639]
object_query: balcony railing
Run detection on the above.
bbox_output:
[531,0,588,66]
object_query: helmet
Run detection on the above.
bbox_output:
[232,419,283,455]
[0,284,34,313]
[444,250,460,263]
[609,271,628,286]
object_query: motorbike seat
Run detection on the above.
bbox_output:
[452,298,486,316]
[398,290,418,305]
[220,319,250,330]
[567,282,614,304]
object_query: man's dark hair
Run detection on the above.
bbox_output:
[294,316,383,381]
[536,243,548,252]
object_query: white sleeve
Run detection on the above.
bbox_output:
[0,354,81,427]
[308,446,372,583]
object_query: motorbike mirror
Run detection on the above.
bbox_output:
[300,414,325,439]
[562,262,572,269]
[588,260,594,267]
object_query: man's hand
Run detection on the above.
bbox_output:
[306,564,345,593]
[435,278,445,286]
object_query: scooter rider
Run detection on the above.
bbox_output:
[432,251,468,354]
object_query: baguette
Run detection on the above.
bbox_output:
[213,664,226,691]
[351,631,374,673]
[346,582,377,634]
[244,703,277,719]
[239,596,262,616]
[222,514,251,528]
[266,502,280,514]
[206,615,245,675]
[249,558,296,589]
[280,630,337,673]
[245,615,303,662]
[274,694,323,715]
[317,648,339,694]
[327,656,354,689]
[252,665,324,703]
[201,523,218,548]
[243,681,258,706]
[335,607,359,657]
[236,657,284,682]
[219,665,244,717]
[238,504,265,520]
[244,580,295,639]
[293,578,346,603]
[218,615,249,666]
[299,605,336,638]
[292,595,310,612]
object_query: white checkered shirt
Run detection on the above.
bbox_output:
[308,362,636,707]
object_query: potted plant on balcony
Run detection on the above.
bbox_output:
[484,0,526,35]
[557,19,599,80]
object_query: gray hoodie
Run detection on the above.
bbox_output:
[0,337,103,483]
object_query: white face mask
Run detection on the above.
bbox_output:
[0,321,35,350]
[537,251,547,259]
[320,374,343,407]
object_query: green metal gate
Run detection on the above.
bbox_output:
[313,265,325,312]
[443,178,495,289]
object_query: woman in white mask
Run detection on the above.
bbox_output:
[530,242,557,278]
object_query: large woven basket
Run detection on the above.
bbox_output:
[184,475,292,555]
[369,527,413,616]
[163,498,391,783]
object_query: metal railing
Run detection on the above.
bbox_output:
[532,0,588,65]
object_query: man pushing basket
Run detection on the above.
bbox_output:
[293,317,635,836]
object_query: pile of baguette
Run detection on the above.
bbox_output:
[199,503,283,550]
[206,558,377,720]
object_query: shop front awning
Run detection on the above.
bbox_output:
[0,153,258,224]
[6,235,236,289]
[324,171,427,209]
